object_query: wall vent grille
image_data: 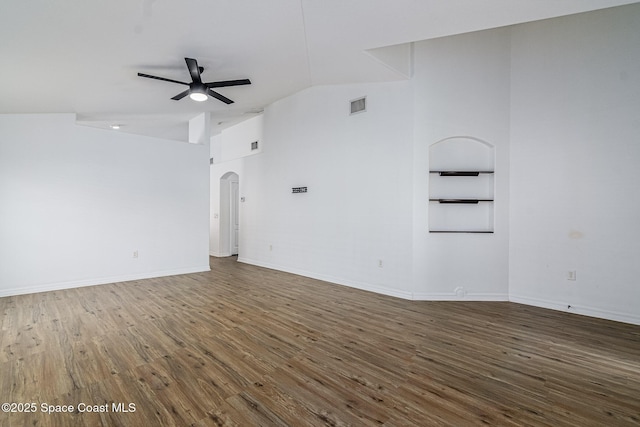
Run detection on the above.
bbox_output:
[350,97,366,115]
[251,141,259,150]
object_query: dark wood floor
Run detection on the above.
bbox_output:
[1,256,639,426]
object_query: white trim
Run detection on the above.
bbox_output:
[413,292,508,301]
[240,258,509,302]
[509,295,640,326]
[237,257,414,300]
[209,251,232,257]
[0,265,211,298]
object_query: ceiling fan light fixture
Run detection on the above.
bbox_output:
[189,91,208,102]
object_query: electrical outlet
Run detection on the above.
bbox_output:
[133,250,139,259]
[567,270,576,281]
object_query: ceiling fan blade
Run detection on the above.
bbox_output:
[185,58,202,84]
[171,89,190,100]
[207,89,234,104]
[205,79,251,88]
[137,73,189,86]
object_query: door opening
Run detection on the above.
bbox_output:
[219,172,239,257]
[230,179,239,255]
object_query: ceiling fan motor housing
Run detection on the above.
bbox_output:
[190,82,207,95]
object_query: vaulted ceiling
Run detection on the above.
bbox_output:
[1,0,637,140]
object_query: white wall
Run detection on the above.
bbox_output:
[208,4,640,324]
[212,115,263,164]
[0,114,210,296]
[509,4,640,324]
[411,28,511,300]
[228,83,415,298]
[209,115,262,256]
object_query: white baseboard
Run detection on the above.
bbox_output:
[237,257,414,300]
[7,261,637,326]
[509,294,640,326]
[210,251,232,257]
[238,258,509,302]
[0,265,211,298]
[413,292,509,301]
[238,259,640,325]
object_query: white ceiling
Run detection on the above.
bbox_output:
[1,0,637,140]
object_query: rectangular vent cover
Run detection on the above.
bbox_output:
[350,97,366,115]
[251,141,259,150]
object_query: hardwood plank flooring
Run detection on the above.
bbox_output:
[1,256,639,426]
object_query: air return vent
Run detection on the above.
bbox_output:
[350,96,366,115]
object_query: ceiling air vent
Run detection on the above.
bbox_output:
[350,96,366,115]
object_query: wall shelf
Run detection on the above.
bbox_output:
[430,171,494,176]
[428,138,495,234]
[429,198,493,204]
[429,230,494,234]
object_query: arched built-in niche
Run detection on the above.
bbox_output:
[428,137,495,233]
[219,172,239,256]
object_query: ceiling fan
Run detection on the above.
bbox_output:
[137,57,251,104]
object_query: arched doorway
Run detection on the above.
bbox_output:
[219,172,239,256]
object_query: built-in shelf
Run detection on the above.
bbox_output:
[429,230,494,234]
[428,137,496,234]
[430,171,494,176]
[428,169,495,233]
[429,198,493,204]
